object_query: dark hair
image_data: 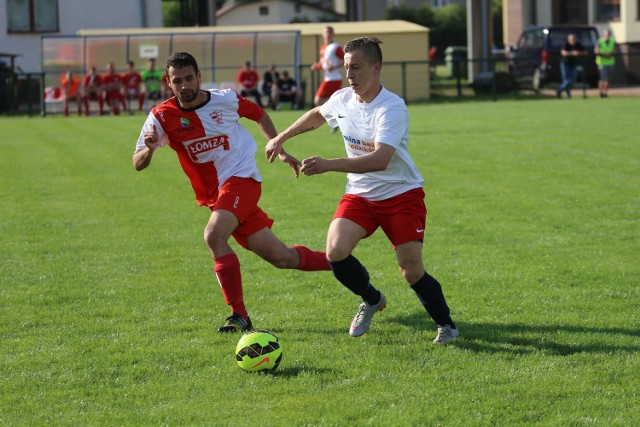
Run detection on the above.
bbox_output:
[344,37,383,64]
[166,52,199,75]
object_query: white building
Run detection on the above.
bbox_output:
[215,0,343,26]
[0,0,162,73]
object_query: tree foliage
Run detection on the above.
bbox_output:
[386,1,504,58]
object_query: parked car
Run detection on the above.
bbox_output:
[508,26,600,91]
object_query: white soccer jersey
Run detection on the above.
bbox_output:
[321,41,344,82]
[134,89,263,206]
[319,86,424,201]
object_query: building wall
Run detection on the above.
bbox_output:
[504,0,639,47]
[0,0,162,73]
[216,0,340,26]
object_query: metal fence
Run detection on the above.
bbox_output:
[2,51,639,116]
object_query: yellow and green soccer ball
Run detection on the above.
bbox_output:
[235,330,283,372]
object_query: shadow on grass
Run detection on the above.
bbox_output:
[387,312,640,355]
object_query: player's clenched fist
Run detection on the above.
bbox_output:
[143,124,160,151]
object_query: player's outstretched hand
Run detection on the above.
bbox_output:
[278,150,301,178]
[265,137,284,163]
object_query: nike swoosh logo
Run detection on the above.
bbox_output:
[252,357,270,368]
[416,229,424,233]
[338,114,346,118]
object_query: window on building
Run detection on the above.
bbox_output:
[552,0,588,25]
[595,0,620,21]
[259,6,269,15]
[7,0,59,33]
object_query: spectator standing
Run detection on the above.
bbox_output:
[237,61,263,107]
[266,37,459,344]
[122,61,144,112]
[428,46,437,77]
[82,66,104,116]
[595,29,617,98]
[556,33,586,99]
[61,70,82,117]
[132,52,331,333]
[310,26,344,107]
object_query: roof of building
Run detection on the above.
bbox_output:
[76,20,429,37]
[215,0,342,19]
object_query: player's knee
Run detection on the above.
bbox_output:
[326,246,351,263]
[203,227,221,249]
[399,265,424,285]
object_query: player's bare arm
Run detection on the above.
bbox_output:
[133,125,160,171]
[301,143,395,176]
[265,107,325,163]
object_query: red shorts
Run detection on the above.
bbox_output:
[211,177,274,249]
[105,90,121,103]
[332,188,427,249]
[315,80,342,99]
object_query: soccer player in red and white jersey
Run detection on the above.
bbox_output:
[121,61,144,112]
[82,67,104,116]
[310,26,344,107]
[102,62,124,115]
[267,37,459,344]
[133,52,330,333]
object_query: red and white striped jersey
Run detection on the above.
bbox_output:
[135,89,265,206]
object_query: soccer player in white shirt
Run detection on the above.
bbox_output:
[133,52,331,333]
[310,26,344,107]
[266,37,459,344]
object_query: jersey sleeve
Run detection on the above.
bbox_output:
[134,113,169,154]
[336,46,345,60]
[236,93,264,122]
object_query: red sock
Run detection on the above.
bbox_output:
[214,253,247,318]
[293,245,331,271]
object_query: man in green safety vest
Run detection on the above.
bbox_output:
[595,29,617,98]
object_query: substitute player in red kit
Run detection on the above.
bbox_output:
[132,52,330,332]
[121,61,144,112]
[82,67,104,115]
[267,37,459,344]
[103,62,124,115]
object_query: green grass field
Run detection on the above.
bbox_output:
[1,97,639,425]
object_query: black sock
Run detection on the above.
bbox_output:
[411,272,456,328]
[329,255,381,305]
